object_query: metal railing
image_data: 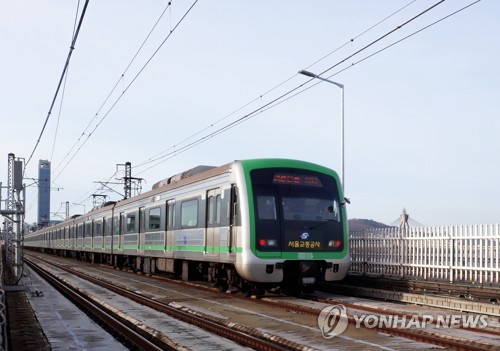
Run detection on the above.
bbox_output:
[349,224,500,284]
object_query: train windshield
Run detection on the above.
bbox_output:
[256,194,340,222]
[251,168,344,253]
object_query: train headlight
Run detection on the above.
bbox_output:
[328,240,342,248]
[267,239,278,246]
[259,239,278,246]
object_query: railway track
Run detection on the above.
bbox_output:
[337,275,500,304]
[25,257,183,351]
[24,254,315,351]
[24,252,500,350]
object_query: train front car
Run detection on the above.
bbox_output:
[235,159,350,293]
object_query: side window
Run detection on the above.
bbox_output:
[181,199,198,228]
[95,221,102,236]
[215,194,222,224]
[126,213,136,233]
[105,217,112,236]
[113,216,120,235]
[256,195,277,220]
[149,207,161,230]
[207,196,215,225]
[85,222,92,237]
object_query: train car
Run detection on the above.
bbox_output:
[25,159,350,294]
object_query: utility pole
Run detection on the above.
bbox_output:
[1,153,25,285]
[93,162,144,204]
[124,161,132,200]
[66,201,69,220]
[117,162,143,200]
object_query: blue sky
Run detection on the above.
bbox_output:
[1,0,498,226]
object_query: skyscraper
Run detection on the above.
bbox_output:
[38,160,51,227]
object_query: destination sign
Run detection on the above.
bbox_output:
[273,173,322,187]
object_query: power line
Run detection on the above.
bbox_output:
[245,1,483,122]
[25,0,90,170]
[48,0,418,204]
[54,0,479,213]
[52,0,199,184]
[133,0,456,173]
[50,0,82,163]
[311,0,447,79]
[134,0,420,170]
[52,0,174,177]
[305,0,418,71]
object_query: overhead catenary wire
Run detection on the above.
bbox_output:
[24,0,90,171]
[66,0,415,204]
[133,0,454,173]
[52,0,174,176]
[63,0,480,213]
[255,0,483,116]
[76,0,468,204]
[50,0,82,163]
[52,0,198,184]
[134,0,419,170]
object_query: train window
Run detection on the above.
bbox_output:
[103,218,113,236]
[256,195,277,220]
[181,199,198,228]
[207,196,215,225]
[126,214,136,233]
[114,216,120,235]
[95,221,102,236]
[215,194,222,224]
[85,223,92,237]
[282,197,341,222]
[148,207,161,230]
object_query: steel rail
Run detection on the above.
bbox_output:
[337,276,500,303]
[26,252,500,351]
[24,259,170,351]
[24,255,306,351]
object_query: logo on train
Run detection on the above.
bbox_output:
[317,304,349,338]
[300,232,310,240]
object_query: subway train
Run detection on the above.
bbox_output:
[25,158,350,294]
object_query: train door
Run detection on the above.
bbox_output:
[165,200,175,251]
[119,213,125,250]
[228,185,238,254]
[205,189,221,254]
[138,207,145,251]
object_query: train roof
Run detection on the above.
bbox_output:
[32,158,336,231]
[84,161,235,215]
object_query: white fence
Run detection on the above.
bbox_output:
[349,224,500,284]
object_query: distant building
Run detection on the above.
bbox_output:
[38,160,51,228]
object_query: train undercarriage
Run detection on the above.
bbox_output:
[35,248,329,296]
